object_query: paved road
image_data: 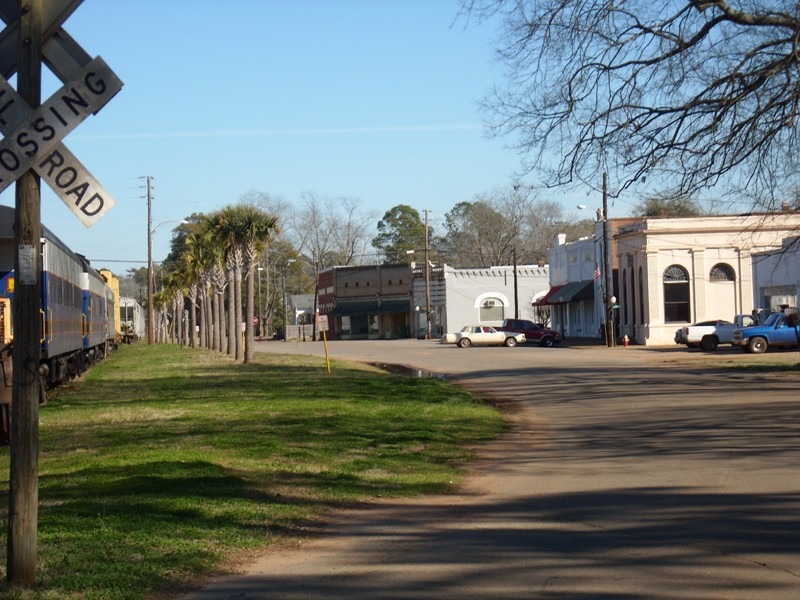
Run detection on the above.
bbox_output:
[187,340,800,599]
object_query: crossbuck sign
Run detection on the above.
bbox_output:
[0,0,122,227]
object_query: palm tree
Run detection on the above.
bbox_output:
[181,229,220,350]
[206,208,242,359]
[230,205,279,363]
[220,204,278,363]
[206,204,279,362]
[210,263,227,353]
[204,211,235,356]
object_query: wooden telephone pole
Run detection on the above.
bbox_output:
[3,1,121,581]
[602,172,614,347]
[9,0,43,585]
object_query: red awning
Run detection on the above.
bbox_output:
[532,284,565,306]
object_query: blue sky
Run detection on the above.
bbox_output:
[1,0,599,274]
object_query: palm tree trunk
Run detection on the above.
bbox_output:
[199,288,208,349]
[234,262,243,361]
[212,292,220,351]
[227,265,236,357]
[244,267,255,363]
[188,284,197,348]
[205,290,213,349]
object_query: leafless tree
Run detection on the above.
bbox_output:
[461,0,800,210]
[439,186,593,266]
[328,196,378,266]
[288,192,377,267]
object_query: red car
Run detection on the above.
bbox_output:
[501,319,561,347]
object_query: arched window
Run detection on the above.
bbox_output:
[710,263,735,282]
[663,265,690,323]
[479,297,505,322]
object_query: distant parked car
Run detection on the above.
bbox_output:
[731,310,800,353]
[440,325,526,348]
[674,313,758,351]
[501,319,561,347]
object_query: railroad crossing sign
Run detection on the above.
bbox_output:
[0,0,122,227]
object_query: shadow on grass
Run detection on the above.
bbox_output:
[0,347,502,598]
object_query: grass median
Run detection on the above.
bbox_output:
[0,344,504,599]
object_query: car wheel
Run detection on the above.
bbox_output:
[699,336,718,352]
[457,338,471,348]
[748,337,768,354]
[539,336,555,348]
[504,337,517,347]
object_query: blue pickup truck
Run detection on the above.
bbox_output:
[732,310,800,353]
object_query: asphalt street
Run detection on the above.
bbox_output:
[185,339,800,599]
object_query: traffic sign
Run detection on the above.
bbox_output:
[0,1,122,227]
[0,56,122,192]
[0,70,118,226]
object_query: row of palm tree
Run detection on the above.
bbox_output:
[151,203,279,363]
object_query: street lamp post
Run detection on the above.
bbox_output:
[283,259,296,342]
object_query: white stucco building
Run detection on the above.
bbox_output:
[751,236,800,311]
[542,212,800,346]
[615,213,800,345]
[411,264,551,336]
[539,233,603,339]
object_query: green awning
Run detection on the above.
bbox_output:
[552,280,595,304]
[327,298,411,317]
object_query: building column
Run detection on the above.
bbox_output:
[691,248,706,322]
[643,250,660,343]
[736,248,754,314]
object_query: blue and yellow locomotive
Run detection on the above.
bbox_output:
[0,205,118,387]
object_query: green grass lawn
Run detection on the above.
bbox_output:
[0,344,505,599]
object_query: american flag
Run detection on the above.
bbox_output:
[593,264,601,280]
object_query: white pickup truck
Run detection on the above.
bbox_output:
[674,314,759,351]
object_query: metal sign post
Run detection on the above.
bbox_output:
[317,314,331,374]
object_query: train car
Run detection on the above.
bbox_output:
[1,296,11,445]
[0,205,116,386]
[119,296,145,343]
[78,255,113,364]
[40,226,85,381]
[100,268,122,345]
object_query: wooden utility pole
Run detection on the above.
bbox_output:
[423,209,432,340]
[512,247,519,319]
[8,0,43,585]
[602,172,614,347]
[146,175,154,344]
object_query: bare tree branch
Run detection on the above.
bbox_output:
[466,0,800,209]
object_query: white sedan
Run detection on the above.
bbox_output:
[439,325,526,348]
